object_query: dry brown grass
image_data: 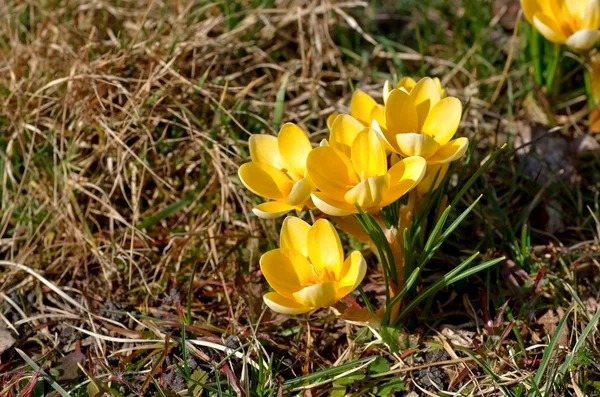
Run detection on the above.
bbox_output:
[1,0,600,395]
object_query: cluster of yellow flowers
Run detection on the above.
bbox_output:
[239,77,468,314]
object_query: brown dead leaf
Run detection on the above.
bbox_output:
[0,325,16,358]
[537,309,569,347]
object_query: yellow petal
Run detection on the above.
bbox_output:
[280,216,311,257]
[385,88,418,150]
[307,219,344,278]
[566,0,589,19]
[253,201,297,219]
[521,0,543,24]
[286,177,314,207]
[350,90,378,125]
[426,137,469,164]
[421,97,463,145]
[292,282,337,308]
[371,120,395,152]
[410,77,441,130]
[369,105,386,130]
[395,133,440,159]
[306,146,359,200]
[260,249,312,297]
[382,80,392,104]
[329,115,365,157]
[351,128,387,180]
[566,29,600,51]
[336,251,367,299]
[263,292,312,314]
[533,13,567,44]
[396,76,417,92]
[433,77,445,97]
[416,163,450,196]
[249,135,283,168]
[583,0,600,29]
[381,156,426,206]
[238,162,293,201]
[311,192,357,216]
[344,175,391,209]
[278,123,312,177]
[327,113,340,131]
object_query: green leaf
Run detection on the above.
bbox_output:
[557,307,600,382]
[368,357,390,375]
[376,379,405,396]
[329,385,347,397]
[333,373,365,386]
[15,349,70,397]
[380,326,400,354]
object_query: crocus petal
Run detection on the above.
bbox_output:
[306,146,359,200]
[344,174,391,209]
[426,137,469,164]
[421,97,462,145]
[286,177,314,207]
[253,201,297,219]
[371,120,395,152]
[278,123,313,178]
[397,76,417,92]
[260,249,310,297]
[385,89,418,151]
[416,163,450,196]
[249,135,284,168]
[566,0,590,19]
[308,219,344,278]
[395,133,440,159]
[533,14,568,44]
[382,80,392,104]
[433,77,445,97]
[369,104,386,130]
[566,29,600,51]
[583,0,600,29]
[351,128,387,180]
[311,192,357,216]
[338,251,366,288]
[327,113,340,131]
[280,216,311,257]
[238,162,293,201]
[521,0,543,24]
[336,251,367,299]
[381,156,427,206]
[350,90,377,125]
[410,77,441,130]
[263,292,312,314]
[329,115,365,157]
[292,282,337,308]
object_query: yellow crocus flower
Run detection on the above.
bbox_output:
[383,76,446,105]
[378,77,468,195]
[522,0,600,51]
[238,123,315,219]
[261,217,366,314]
[307,115,427,216]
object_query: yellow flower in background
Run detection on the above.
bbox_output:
[261,217,366,314]
[327,90,385,130]
[307,115,427,216]
[522,0,600,51]
[238,123,315,219]
[378,77,468,196]
[383,76,446,104]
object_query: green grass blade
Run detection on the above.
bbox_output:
[272,72,290,131]
[556,306,600,381]
[527,305,574,396]
[15,348,70,397]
